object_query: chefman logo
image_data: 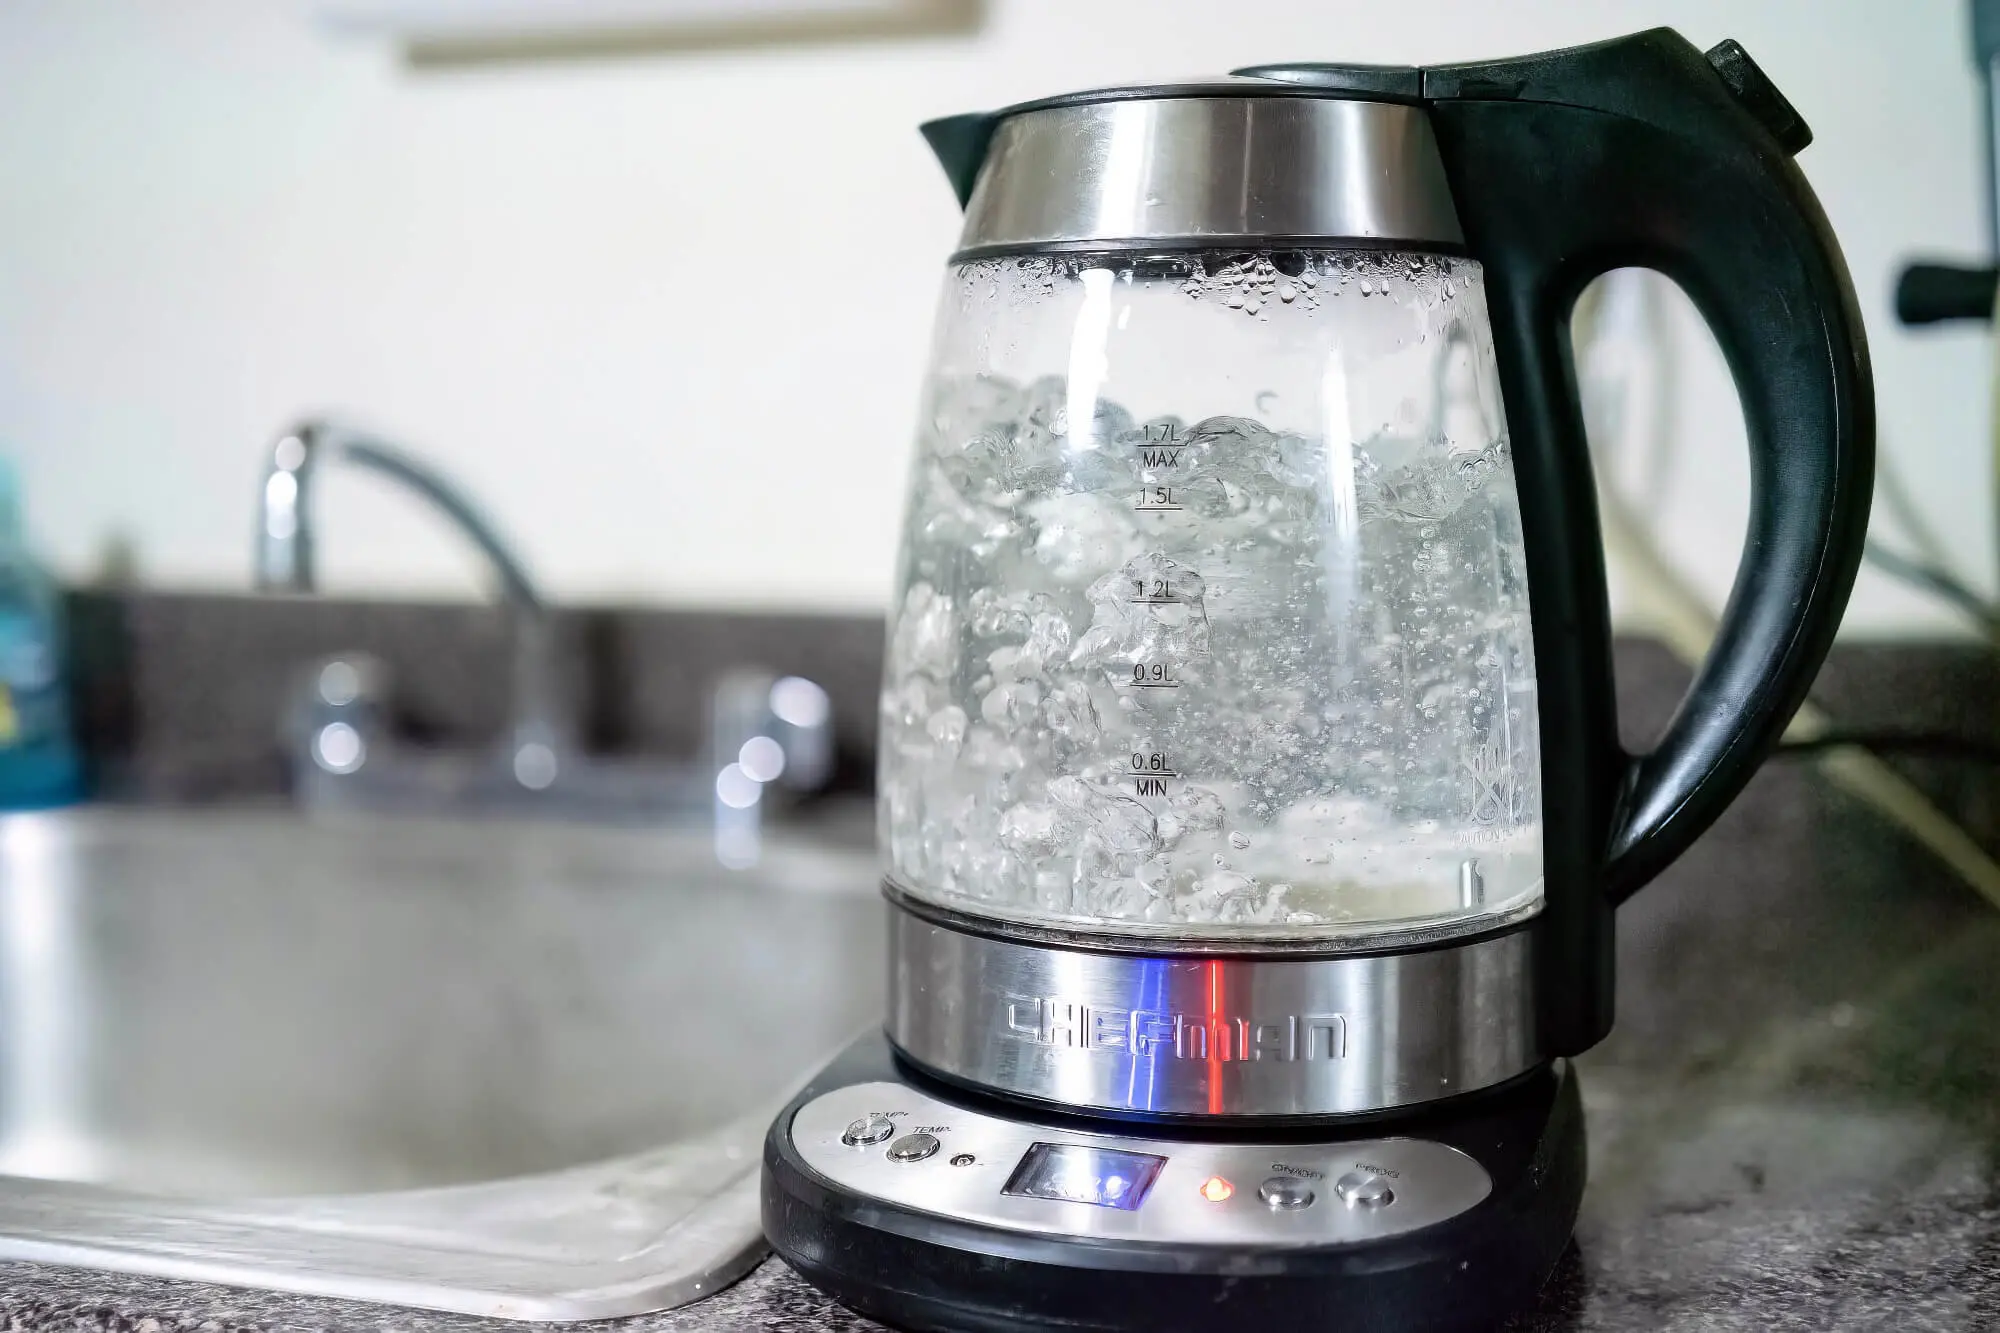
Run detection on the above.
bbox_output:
[1000,996,1348,1062]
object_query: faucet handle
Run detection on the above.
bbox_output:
[766,675,834,793]
[708,670,835,868]
[283,653,392,794]
[709,671,835,795]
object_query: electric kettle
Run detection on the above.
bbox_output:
[765,28,1871,1332]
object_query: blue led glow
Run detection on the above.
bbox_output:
[1002,1143,1167,1212]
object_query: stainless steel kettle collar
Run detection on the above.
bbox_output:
[933,75,1465,260]
[885,888,1542,1119]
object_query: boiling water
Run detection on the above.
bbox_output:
[880,254,1542,943]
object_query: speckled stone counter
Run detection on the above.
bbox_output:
[7,643,2000,1329]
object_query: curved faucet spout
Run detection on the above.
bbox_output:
[256,419,541,609]
[255,418,565,785]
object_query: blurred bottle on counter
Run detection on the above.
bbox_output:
[0,458,82,808]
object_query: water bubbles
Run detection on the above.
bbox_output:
[1362,436,1514,525]
[1070,553,1211,681]
[1049,775,1159,855]
[981,679,1043,729]
[1079,876,1153,919]
[961,725,1023,774]
[968,587,1062,641]
[888,582,958,681]
[926,705,969,752]
[880,674,946,738]
[1192,869,1260,918]
[926,374,1024,454]
[999,802,1059,853]
[1169,786,1228,834]
[1041,679,1102,743]
[1019,613,1073,675]
[882,253,1541,936]
[1027,491,1143,584]
[1455,445,1500,491]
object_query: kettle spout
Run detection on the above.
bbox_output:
[920,111,999,210]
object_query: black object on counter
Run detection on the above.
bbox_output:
[1896,261,1999,325]
[1891,0,2000,325]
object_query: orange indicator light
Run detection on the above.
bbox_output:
[1200,1176,1234,1203]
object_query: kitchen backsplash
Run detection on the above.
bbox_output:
[64,592,885,802]
[59,591,2000,842]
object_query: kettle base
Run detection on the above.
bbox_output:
[762,1033,1583,1333]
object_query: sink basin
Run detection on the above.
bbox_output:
[0,806,885,1319]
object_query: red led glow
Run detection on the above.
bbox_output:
[1200,1176,1234,1203]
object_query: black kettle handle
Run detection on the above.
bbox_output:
[1426,30,1874,905]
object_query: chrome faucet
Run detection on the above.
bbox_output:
[256,419,568,790]
[254,419,833,846]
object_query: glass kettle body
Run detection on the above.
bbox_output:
[883,246,1539,947]
[879,30,1872,1120]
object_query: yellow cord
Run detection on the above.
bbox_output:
[1991,274,2000,600]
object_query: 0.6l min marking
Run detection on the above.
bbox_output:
[1131,752,1179,797]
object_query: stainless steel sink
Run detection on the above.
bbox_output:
[0,806,886,1320]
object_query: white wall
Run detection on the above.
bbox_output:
[0,0,1988,632]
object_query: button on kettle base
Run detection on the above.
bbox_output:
[1334,1171,1395,1208]
[842,1115,896,1147]
[887,1132,942,1163]
[1258,1177,1316,1210]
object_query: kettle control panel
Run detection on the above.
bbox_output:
[789,1081,1492,1246]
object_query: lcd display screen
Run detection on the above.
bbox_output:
[1001,1142,1168,1211]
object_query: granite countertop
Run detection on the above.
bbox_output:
[7,679,2000,1328]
